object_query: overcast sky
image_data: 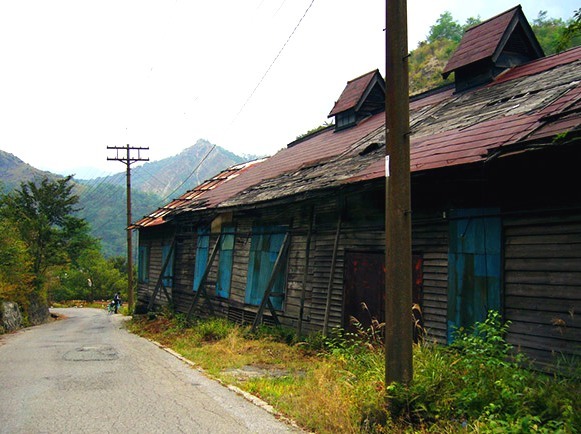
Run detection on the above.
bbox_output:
[0,0,578,178]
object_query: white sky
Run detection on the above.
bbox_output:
[0,0,578,178]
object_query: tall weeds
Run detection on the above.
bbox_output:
[128,311,580,433]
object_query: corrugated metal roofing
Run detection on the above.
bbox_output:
[130,160,264,228]
[135,45,580,224]
[215,47,580,208]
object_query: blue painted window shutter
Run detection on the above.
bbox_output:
[137,245,150,283]
[216,225,235,298]
[161,243,174,288]
[193,227,210,292]
[448,209,501,342]
[245,226,287,310]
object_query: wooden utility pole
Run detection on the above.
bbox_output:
[107,145,149,312]
[385,0,413,385]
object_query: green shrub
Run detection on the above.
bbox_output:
[193,317,235,342]
[386,311,580,432]
[244,323,298,345]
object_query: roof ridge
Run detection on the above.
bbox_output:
[346,69,380,84]
[463,4,521,33]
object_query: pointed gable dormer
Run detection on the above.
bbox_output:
[328,69,385,131]
[443,5,544,92]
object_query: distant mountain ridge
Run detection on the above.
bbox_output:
[131,139,249,199]
[0,150,60,193]
[84,139,253,201]
[0,140,255,256]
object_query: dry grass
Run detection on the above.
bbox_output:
[126,313,580,433]
[126,314,375,433]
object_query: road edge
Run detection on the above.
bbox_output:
[145,338,307,433]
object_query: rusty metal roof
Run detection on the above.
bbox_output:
[130,159,264,228]
[328,70,382,117]
[442,5,543,77]
[136,45,580,223]
[216,47,581,208]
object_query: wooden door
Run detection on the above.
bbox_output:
[343,251,385,331]
[343,251,423,335]
[448,209,502,342]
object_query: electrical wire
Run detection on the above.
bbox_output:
[232,0,316,121]
[155,143,217,206]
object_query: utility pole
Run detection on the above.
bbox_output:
[107,145,149,312]
[385,0,413,385]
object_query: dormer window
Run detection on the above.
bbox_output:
[328,70,385,132]
[442,6,544,92]
[335,109,356,130]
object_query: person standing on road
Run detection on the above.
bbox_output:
[113,292,121,314]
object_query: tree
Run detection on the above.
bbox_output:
[0,175,105,321]
[53,249,126,302]
[0,220,33,306]
[1,176,82,289]
[427,12,464,43]
[532,11,569,55]
[555,8,581,53]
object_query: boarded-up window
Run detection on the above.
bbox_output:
[448,208,501,342]
[216,225,235,298]
[137,244,150,283]
[161,242,174,288]
[193,227,210,292]
[245,226,288,310]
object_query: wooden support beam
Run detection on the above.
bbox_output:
[185,234,222,322]
[323,212,343,336]
[147,238,176,311]
[252,232,291,330]
[297,206,315,335]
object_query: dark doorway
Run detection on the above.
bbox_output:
[343,251,424,336]
[343,251,385,331]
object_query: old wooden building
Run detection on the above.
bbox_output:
[133,6,580,366]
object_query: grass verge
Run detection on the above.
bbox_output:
[126,312,580,433]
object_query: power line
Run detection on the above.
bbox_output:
[232,0,316,121]
[78,172,125,204]
[156,143,217,207]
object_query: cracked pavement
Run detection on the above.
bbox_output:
[0,308,302,433]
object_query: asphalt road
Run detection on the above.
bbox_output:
[0,308,301,434]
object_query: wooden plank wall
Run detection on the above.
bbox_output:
[135,226,175,310]
[412,215,448,343]
[172,226,196,313]
[504,210,581,364]
[137,198,580,368]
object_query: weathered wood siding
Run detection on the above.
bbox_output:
[136,154,580,367]
[503,210,581,364]
[412,215,448,343]
[136,225,175,310]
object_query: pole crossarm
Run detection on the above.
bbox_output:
[251,232,291,330]
[185,234,222,322]
[106,145,150,165]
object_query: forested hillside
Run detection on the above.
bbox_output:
[1,139,253,257]
[0,150,59,193]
